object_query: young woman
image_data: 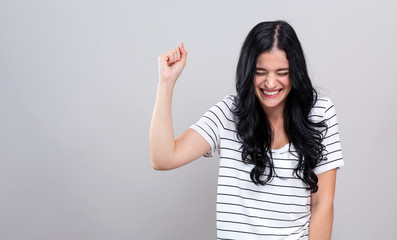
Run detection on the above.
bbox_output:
[150,20,344,240]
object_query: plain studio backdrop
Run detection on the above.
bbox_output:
[1,0,396,239]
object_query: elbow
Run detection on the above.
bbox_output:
[151,162,167,171]
[150,155,173,171]
[152,164,163,171]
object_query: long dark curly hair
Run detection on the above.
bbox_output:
[234,20,327,193]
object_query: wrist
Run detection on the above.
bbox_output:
[157,80,175,95]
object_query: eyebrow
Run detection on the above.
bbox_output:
[255,67,289,72]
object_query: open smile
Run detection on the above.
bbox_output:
[261,88,283,98]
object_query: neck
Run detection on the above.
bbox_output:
[263,104,289,149]
[263,104,285,124]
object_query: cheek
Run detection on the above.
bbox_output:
[253,78,261,97]
[253,76,263,88]
[253,77,259,87]
[282,77,291,89]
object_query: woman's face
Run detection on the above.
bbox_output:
[254,49,291,114]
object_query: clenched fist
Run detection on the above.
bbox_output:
[157,43,187,84]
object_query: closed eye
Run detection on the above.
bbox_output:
[255,72,267,76]
[277,72,289,76]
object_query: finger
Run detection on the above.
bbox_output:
[172,49,178,64]
[158,54,171,75]
[166,50,175,65]
[172,49,176,63]
[171,49,176,62]
[175,48,181,61]
[158,53,170,66]
[179,42,187,62]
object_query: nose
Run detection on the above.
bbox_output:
[265,73,277,89]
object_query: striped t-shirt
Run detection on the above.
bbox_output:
[190,95,344,240]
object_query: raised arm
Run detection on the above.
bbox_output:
[149,43,211,170]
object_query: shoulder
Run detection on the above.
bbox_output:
[221,95,236,108]
[212,95,236,115]
[310,95,336,120]
[207,95,237,127]
[313,96,333,110]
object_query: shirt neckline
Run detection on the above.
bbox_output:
[271,143,290,154]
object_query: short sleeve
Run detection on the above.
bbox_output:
[313,98,345,175]
[190,95,235,157]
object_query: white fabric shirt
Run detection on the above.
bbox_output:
[190,95,344,240]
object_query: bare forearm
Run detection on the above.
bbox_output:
[309,203,334,240]
[149,81,176,169]
[150,43,187,170]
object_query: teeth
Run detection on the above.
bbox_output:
[262,89,280,95]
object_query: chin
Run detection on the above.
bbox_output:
[257,97,288,112]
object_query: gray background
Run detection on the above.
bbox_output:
[1,0,396,239]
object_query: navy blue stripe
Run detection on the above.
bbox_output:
[207,109,236,133]
[217,217,309,228]
[324,113,337,122]
[203,121,218,143]
[217,201,308,215]
[218,183,310,198]
[203,115,220,132]
[217,225,308,237]
[326,140,340,147]
[316,157,343,167]
[221,156,298,170]
[220,137,241,144]
[325,104,334,113]
[323,131,339,140]
[218,174,308,189]
[217,193,310,207]
[195,125,216,148]
[215,104,236,124]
